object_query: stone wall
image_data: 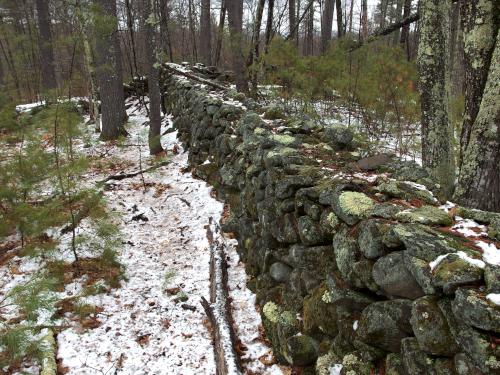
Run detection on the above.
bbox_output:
[161,68,500,374]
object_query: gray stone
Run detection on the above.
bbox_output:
[371,203,404,219]
[410,296,458,356]
[358,219,388,259]
[432,253,484,294]
[323,126,354,150]
[297,216,328,246]
[485,265,500,293]
[332,191,375,225]
[356,153,393,171]
[356,299,413,353]
[269,262,293,283]
[372,252,425,299]
[385,353,405,375]
[454,353,484,375]
[403,252,437,294]
[284,334,319,366]
[396,205,453,226]
[452,288,500,333]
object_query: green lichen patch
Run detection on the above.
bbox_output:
[396,205,453,226]
[338,192,374,218]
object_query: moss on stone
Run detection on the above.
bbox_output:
[270,134,296,145]
[338,192,374,218]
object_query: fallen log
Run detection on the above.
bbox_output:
[99,160,170,184]
[201,219,242,375]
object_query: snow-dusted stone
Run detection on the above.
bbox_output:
[431,253,484,294]
[452,288,500,333]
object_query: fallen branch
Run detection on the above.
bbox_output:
[99,160,170,184]
[163,64,228,91]
[201,218,242,375]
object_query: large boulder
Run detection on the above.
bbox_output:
[356,299,413,353]
[452,288,500,333]
[372,252,425,299]
[410,296,458,356]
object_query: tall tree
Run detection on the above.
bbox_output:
[392,0,404,45]
[336,0,343,38]
[321,0,335,53]
[214,0,226,66]
[227,0,248,92]
[458,0,496,167]
[264,0,275,52]
[361,0,368,41]
[142,0,164,155]
[417,0,455,198]
[35,0,57,92]
[199,0,212,65]
[94,0,126,140]
[399,0,412,60]
[289,0,297,45]
[247,0,265,92]
[188,0,198,62]
[454,0,499,211]
[159,0,174,62]
[304,1,314,55]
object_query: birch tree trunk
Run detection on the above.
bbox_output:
[35,0,57,92]
[143,0,164,155]
[454,31,499,212]
[417,0,455,198]
[321,0,335,53]
[227,0,248,93]
[200,0,212,65]
[94,0,126,140]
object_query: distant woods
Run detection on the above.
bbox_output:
[0,0,498,210]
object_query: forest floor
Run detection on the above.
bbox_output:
[2,100,284,375]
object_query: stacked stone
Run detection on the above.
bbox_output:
[161,70,500,375]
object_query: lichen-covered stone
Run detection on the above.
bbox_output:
[323,125,354,150]
[263,104,285,120]
[269,262,293,283]
[340,352,375,375]
[372,252,425,299]
[439,298,500,374]
[452,288,500,333]
[298,216,328,246]
[376,180,437,205]
[332,191,374,225]
[356,299,413,353]
[453,353,484,375]
[432,254,484,294]
[396,205,453,226]
[303,284,338,336]
[410,296,458,356]
[284,334,319,366]
[485,264,500,293]
[371,202,404,219]
[316,352,342,375]
[403,253,437,294]
[325,276,375,311]
[358,219,388,259]
[386,353,405,375]
[333,227,363,287]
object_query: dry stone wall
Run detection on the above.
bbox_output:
[159,68,500,375]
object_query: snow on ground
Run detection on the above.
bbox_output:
[2,99,281,374]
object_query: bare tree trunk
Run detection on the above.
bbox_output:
[159,0,174,62]
[188,0,198,62]
[417,0,455,198]
[399,0,412,60]
[304,2,314,55]
[143,0,164,155]
[265,0,275,52]
[227,0,248,92]
[380,0,388,28]
[125,0,139,75]
[392,0,404,45]
[214,0,226,66]
[458,0,496,167]
[454,30,499,212]
[94,0,126,140]
[336,0,343,38]
[247,0,265,93]
[349,0,354,34]
[321,0,335,53]
[35,0,57,92]
[361,0,368,42]
[200,0,212,65]
[289,0,297,45]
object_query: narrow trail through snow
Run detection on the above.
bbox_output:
[56,102,280,374]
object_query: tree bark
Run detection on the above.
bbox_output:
[392,0,404,45]
[214,0,227,66]
[143,0,164,155]
[336,0,343,38]
[289,0,297,45]
[200,0,212,65]
[264,0,275,52]
[361,0,368,42]
[454,30,499,212]
[348,0,354,34]
[458,0,496,167]
[379,0,388,28]
[35,0,57,92]
[159,0,174,62]
[417,0,455,198]
[227,0,248,93]
[94,0,127,140]
[321,0,335,53]
[188,0,198,62]
[247,0,265,93]
[399,0,412,60]
[304,2,314,55]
